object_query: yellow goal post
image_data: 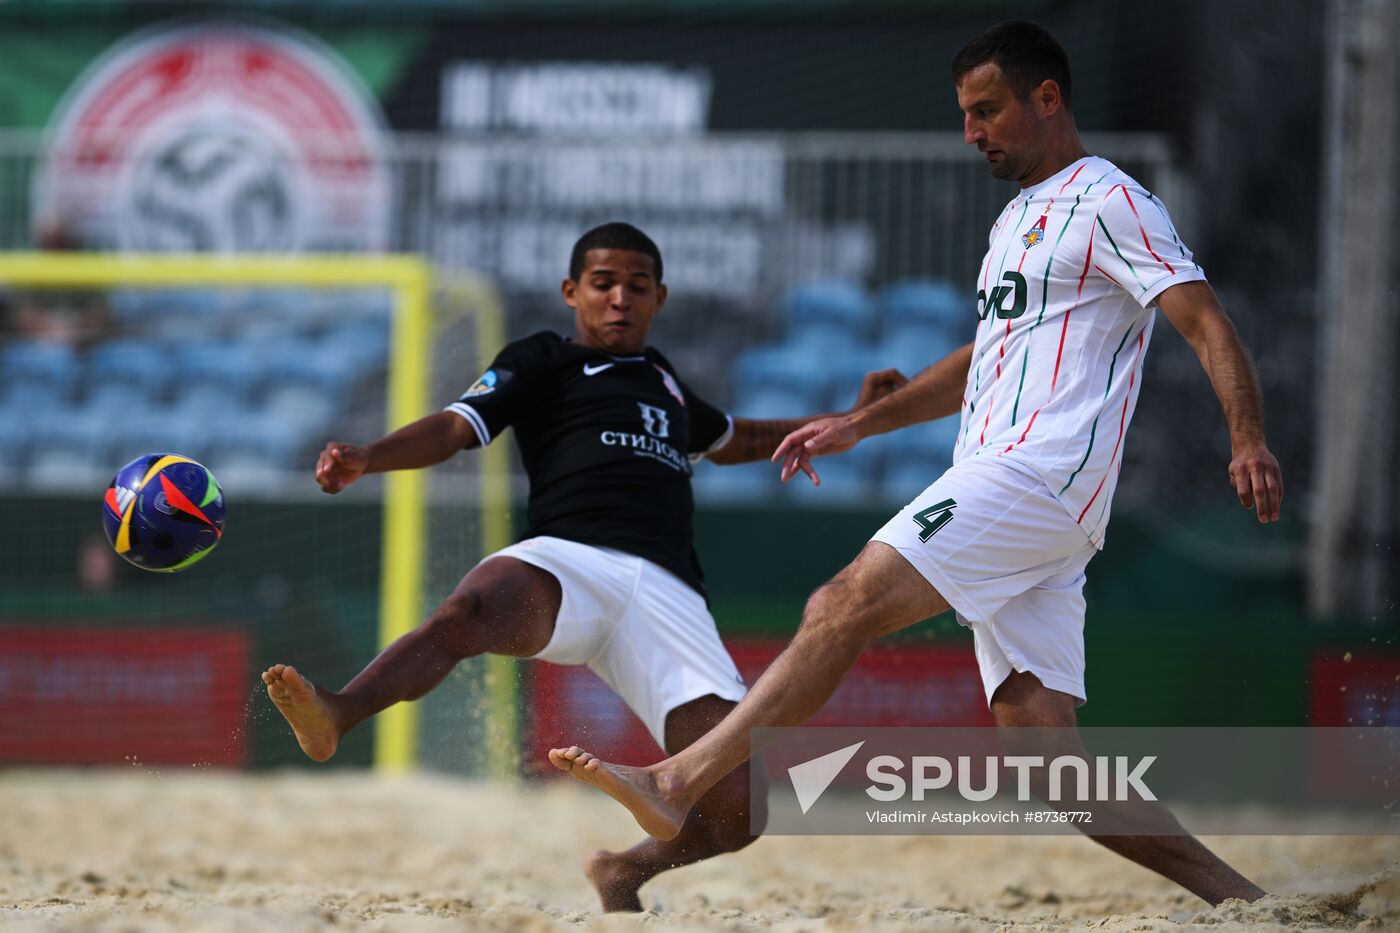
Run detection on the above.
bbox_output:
[0,252,516,778]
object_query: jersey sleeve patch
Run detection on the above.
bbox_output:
[463,367,512,398]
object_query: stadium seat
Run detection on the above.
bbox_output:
[262,384,341,435]
[1,340,80,399]
[88,339,170,399]
[172,341,264,403]
[732,386,811,421]
[875,324,965,377]
[691,459,784,504]
[731,344,829,400]
[782,453,878,505]
[782,280,876,338]
[322,319,390,371]
[877,278,966,329]
[262,339,358,396]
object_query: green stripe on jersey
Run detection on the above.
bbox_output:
[1058,319,1140,495]
[1095,215,1146,291]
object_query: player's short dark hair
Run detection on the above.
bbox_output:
[951,20,1073,110]
[569,222,664,283]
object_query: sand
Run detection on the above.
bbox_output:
[1,769,1396,931]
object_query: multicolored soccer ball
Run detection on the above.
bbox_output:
[102,454,225,572]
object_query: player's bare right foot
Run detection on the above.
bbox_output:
[547,746,688,841]
[261,664,341,762]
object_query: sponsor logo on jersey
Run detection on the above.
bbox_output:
[1021,214,1048,249]
[654,365,686,405]
[638,403,671,438]
[464,368,510,397]
[600,430,690,472]
[583,362,615,376]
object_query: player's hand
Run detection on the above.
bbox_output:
[1227,440,1283,523]
[852,368,908,410]
[771,417,861,486]
[315,442,370,494]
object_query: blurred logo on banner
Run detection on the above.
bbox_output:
[31,20,392,253]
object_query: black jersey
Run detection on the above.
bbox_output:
[447,331,734,597]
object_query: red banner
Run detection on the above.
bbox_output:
[1307,651,1400,801]
[525,639,992,775]
[0,627,250,766]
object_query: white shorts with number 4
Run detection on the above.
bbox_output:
[484,536,747,748]
[871,455,1097,706]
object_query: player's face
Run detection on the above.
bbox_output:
[562,249,667,355]
[957,62,1047,183]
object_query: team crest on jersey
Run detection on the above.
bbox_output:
[464,368,511,398]
[1021,214,1048,249]
[654,365,685,405]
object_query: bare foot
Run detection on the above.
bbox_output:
[261,664,341,762]
[584,850,645,913]
[547,746,688,841]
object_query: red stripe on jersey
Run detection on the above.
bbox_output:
[1120,187,1176,274]
[1093,264,1125,289]
[1050,221,1097,395]
[980,318,1014,445]
[1057,162,1087,195]
[999,406,1041,455]
[1076,330,1145,524]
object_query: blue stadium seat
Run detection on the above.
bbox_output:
[882,461,940,504]
[261,339,357,396]
[875,324,966,378]
[782,280,876,340]
[262,385,340,435]
[733,386,811,421]
[782,453,879,505]
[89,339,169,398]
[691,459,785,504]
[732,344,829,399]
[322,319,390,371]
[1,340,80,399]
[171,341,264,403]
[877,278,966,329]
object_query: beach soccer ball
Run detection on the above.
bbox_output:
[102,453,225,572]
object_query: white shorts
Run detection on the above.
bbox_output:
[484,536,747,747]
[871,455,1097,707]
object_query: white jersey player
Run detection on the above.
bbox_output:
[551,20,1283,910]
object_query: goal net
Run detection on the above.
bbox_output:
[0,253,514,776]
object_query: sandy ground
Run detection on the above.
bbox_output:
[0,770,1396,932]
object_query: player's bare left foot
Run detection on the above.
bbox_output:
[547,745,688,841]
[261,664,341,762]
[584,849,646,913]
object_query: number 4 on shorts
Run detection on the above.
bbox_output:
[912,498,957,542]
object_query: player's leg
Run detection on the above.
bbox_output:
[550,540,947,839]
[990,672,1266,906]
[262,555,560,761]
[585,694,766,912]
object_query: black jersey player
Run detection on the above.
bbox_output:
[262,222,905,912]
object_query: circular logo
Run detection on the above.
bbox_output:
[33,19,391,253]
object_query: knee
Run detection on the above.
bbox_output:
[799,580,880,648]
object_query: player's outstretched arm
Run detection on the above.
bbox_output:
[1156,281,1283,523]
[314,411,479,494]
[772,342,974,485]
[706,368,907,465]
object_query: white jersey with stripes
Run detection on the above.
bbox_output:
[953,155,1205,547]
